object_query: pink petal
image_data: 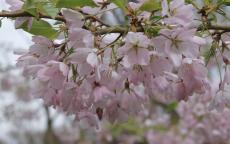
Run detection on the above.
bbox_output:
[86,52,98,67]
[61,8,84,28]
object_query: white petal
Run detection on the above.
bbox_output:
[86,53,98,67]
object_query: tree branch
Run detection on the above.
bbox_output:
[94,24,230,35]
[0,11,110,27]
[94,26,143,35]
[0,11,66,22]
[1,11,230,35]
[197,24,230,31]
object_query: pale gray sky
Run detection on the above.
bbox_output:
[0,0,32,67]
[0,0,32,46]
[0,3,67,143]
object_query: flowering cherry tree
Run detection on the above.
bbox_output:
[1,0,230,143]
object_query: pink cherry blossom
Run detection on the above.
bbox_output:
[68,28,94,48]
[5,0,23,11]
[178,58,210,96]
[119,32,151,67]
[37,61,69,89]
[61,8,84,28]
[68,48,98,77]
[6,0,230,135]
[153,27,205,61]
[162,0,194,26]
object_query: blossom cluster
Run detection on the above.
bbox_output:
[5,0,230,129]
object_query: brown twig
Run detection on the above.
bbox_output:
[1,11,230,35]
[197,24,230,31]
[85,15,110,27]
[0,11,66,22]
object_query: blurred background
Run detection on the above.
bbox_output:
[0,2,81,144]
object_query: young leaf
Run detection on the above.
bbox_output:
[204,42,217,65]
[42,3,59,18]
[144,25,161,37]
[140,0,161,12]
[22,0,59,18]
[56,0,96,8]
[22,0,40,17]
[19,19,59,39]
[223,0,230,6]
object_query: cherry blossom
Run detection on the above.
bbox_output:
[1,0,230,134]
[153,27,205,59]
[119,32,151,67]
[5,0,23,11]
[162,0,194,26]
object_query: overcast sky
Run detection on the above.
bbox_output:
[0,0,32,67]
[0,0,32,46]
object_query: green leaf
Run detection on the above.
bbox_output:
[150,15,162,21]
[22,0,40,17]
[170,111,180,125]
[204,0,212,5]
[109,118,144,137]
[56,0,96,8]
[223,0,230,6]
[151,125,168,132]
[144,25,161,37]
[19,19,59,39]
[163,102,180,125]
[165,102,178,113]
[22,0,59,18]
[42,3,59,18]
[204,42,217,65]
[140,0,161,12]
[109,0,128,11]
